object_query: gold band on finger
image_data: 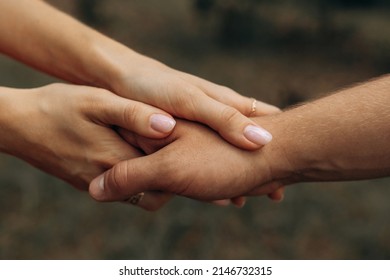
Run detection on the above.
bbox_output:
[250,98,257,116]
[124,192,145,205]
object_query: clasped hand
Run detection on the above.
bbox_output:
[0,80,282,211]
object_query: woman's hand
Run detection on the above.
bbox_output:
[111,54,277,150]
[0,83,176,190]
[0,0,277,150]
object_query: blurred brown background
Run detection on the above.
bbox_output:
[0,0,390,259]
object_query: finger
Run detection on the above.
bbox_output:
[177,86,273,150]
[179,72,281,116]
[89,155,162,202]
[92,93,176,138]
[122,191,173,211]
[231,196,247,208]
[267,187,285,202]
[247,181,284,196]
[117,128,175,154]
[212,199,231,207]
[253,100,281,116]
[211,196,247,208]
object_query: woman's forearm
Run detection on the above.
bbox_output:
[257,75,390,184]
[0,0,132,90]
[0,0,278,151]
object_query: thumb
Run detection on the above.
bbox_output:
[89,155,162,202]
[93,93,176,138]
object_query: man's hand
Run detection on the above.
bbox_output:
[89,119,288,205]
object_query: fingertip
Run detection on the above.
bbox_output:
[232,196,246,208]
[218,124,273,151]
[267,187,285,202]
[243,125,273,146]
[150,114,176,134]
[89,174,106,201]
[212,199,231,207]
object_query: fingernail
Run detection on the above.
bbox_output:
[150,114,176,133]
[213,199,231,207]
[270,192,284,203]
[276,193,284,203]
[236,199,246,208]
[89,174,105,200]
[244,125,272,145]
[98,175,105,191]
[92,174,105,192]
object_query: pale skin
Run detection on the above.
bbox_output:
[0,0,281,207]
[0,84,165,190]
[0,83,267,207]
[89,76,390,210]
[0,0,278,149]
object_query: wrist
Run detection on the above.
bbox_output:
[0,87,26,154]
[85,37,146,93]
[89,40,170,98]
[252,114,304,185]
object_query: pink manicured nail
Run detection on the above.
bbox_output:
[244,125,272,145]
[150,114,176,133]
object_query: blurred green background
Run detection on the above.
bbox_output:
[1,0,390,259]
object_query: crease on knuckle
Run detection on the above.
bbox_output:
[109,162,129,196]
[175,86,203,119]
[220,106,242,128]
[122,102,140,128]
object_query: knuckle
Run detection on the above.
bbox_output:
[218,87,256,117]
[107,163,130,196]
[77,88,108,114]
[237,98,253,117]
[219,85,239,96]
[174,86,204,119]
[122,102,140,126]
[220,106,243,125]
[156,153,193,195]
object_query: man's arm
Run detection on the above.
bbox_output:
[258,75,390,185]
[0,0,276,150]
[88,75,390,205]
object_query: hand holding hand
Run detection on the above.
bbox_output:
[0,83,176,190]
[89,119,289,208]
[111,54,277,150]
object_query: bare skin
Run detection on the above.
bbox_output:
[0,0,277,150]
[0,83,174,190]
[0,0,283,207]
[89,76,390,210]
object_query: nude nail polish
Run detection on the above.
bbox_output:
[150,114,176,133]
[244,125,273,145]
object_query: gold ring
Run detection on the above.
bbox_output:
[250,98,257,116]
[124,192,145,205]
